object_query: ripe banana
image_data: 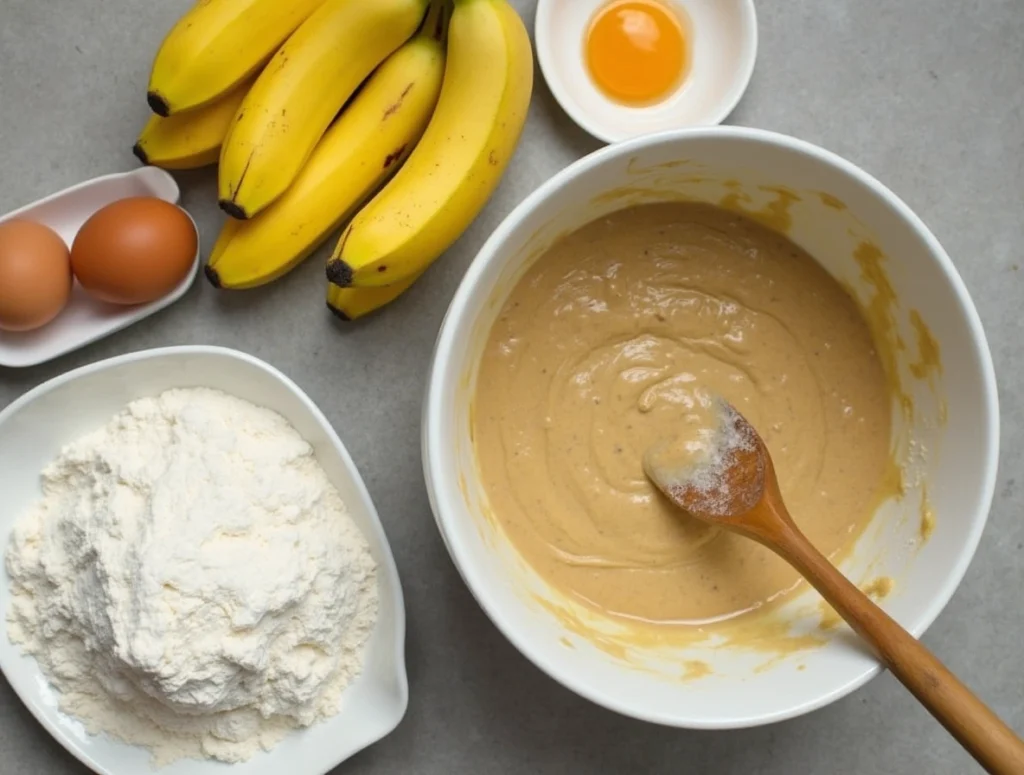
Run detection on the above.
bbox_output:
[326,270,425,320]
[326,0,533,289]
[133,77,254,170]
[205,21,446,290]
[218,0,429,220]
[147,0,325,116]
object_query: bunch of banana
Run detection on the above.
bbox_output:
[217,0,429,219]
[325,0,533,293]
[205,9,447,289]
[136,0,533,322]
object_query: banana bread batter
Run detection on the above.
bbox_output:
[474,202,891,626]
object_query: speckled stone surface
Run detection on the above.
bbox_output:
[0,1,1021,773]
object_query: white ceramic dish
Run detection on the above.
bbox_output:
[0,167,199,369]
[424,127,999,728]
[0,346,408,774]
[535,0,758,143]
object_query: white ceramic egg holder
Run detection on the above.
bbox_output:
[0,167,199,368]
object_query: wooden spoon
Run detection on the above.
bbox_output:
[643,399,1024,775]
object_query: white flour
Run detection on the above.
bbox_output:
[5,388,378,766]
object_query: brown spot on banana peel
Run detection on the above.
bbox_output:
[488,150,499,166]
[234,150,255,198]
[383,145,408,169]
[334,224,352,257]
[271,54,290,75]
[383,83,415,120]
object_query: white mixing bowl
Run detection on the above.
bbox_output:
[423,127,999,727]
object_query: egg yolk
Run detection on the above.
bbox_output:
[586,0,689,106]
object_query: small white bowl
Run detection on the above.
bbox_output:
[0,346,408,775]
[0,167,200,369]
[536,0,758,143]
[423,127,998,728]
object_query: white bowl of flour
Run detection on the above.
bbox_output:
[0,346,408,774]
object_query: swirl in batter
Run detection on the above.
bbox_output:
[474,203,891,626]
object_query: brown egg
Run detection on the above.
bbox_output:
[0,220,73,332]
[71,197,197,305]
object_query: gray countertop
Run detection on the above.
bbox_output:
[1,1,1022,773]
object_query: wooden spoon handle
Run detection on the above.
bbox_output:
[771,519,1024,775]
